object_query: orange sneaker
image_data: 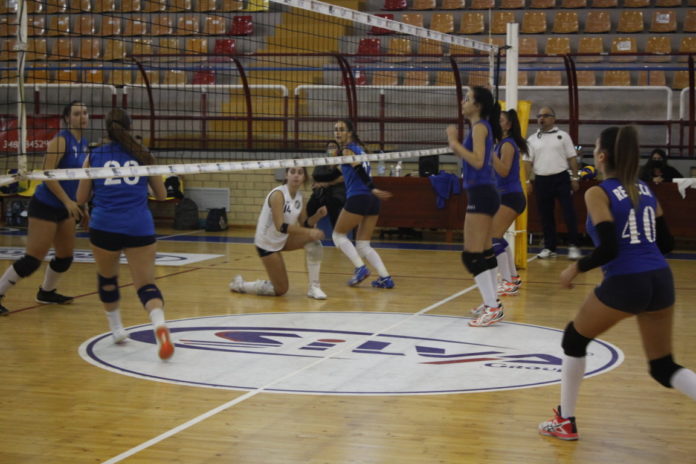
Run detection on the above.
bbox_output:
[538,407,579,441]
[156,326,174,360]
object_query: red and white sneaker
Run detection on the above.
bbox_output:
[156,326,174,360]
[469,304,504,327]
[511,275,522,287]
[497,280,519,296]
[538,407,579,441]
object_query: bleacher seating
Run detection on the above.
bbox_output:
[617,10,644,33]
[637,70,667,86]
[371,14,395,35]
[535,70,563,86]
[491,11,515,35]
[552,11,578,33]
[650,10,678,33]
[521,12,547,34]
[192,68,216,84]
[412,0,436,9]
[501,0,526,8]
[400,13,424,28]
[213,38,237,56]
[356,38,382,62]
[372,70,399,85]
[229,16,253,36]
[430,13,454,34]
[441,0,465,8]
[645,36,672,62]
[403,70,429,85]
[383,0,408,11]
[460,12,485,35]
[610,36,638,62]
[603,70,631,86]
[584,11,611,33]
[470,0,494,8]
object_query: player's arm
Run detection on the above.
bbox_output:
[343,148,392,200]
[44,135,84,220]
[655,201,674,255]
[148,176,167,201]
[446,124,487,169]
[492,141,514,177]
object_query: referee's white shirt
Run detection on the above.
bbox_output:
[524,127,577,176]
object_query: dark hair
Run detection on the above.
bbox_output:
[650,148,667,160]
[337,119,368,154]
[106,108,154,165]
[283,165,308,187]
[599,126,640,207]
[501,109,528,155]
[61,100,86,125]
[471,86,502,142]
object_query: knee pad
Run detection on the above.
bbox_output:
[561,321,593,357]
[137,284,164,307]
[13,255,42,278]
[332,231,349,248]
[649,354,682,388]
[492,238,509,257]
[304,240,323,262]
[49,256,73,273]
[356,240,371,258]
[461,251,488,276]
[97,274,120,303]
[483,247,497,270]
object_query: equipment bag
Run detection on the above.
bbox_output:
[205,208,228,232]
[173,197,199,230]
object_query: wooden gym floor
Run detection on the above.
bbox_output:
[0,226,694,463]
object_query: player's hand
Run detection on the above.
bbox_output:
[371,188,393,199]
[445,125,459,142]
[559,262,579,289]
[316,206,328,218]
[571,179,580,192]
[309,228,324,241]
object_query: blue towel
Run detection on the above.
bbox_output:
[428,171,462,209]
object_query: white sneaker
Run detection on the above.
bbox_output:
[470,303,486,316]
[229,275,245,293]
[537,248,557,259]
[497,280,519,296]
[112,328,129,344]
[568,246,581,260]
[307,285,327,300]
[469,304,505,327]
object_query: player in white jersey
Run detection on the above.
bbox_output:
[230,167,329,299]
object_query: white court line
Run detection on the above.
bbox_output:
[103,255,536,463]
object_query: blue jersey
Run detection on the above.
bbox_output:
[33,129,89,208]
[495,137,523,194]
[340,141,372,198]
[462,120,496,189]
[587,178,667,277]
[88,142,155,236]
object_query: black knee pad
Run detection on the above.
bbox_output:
[98,274,120,303]
[13,255,42,278]
[649,354,682,388]
[561,321,593,357]
[49,256,73,273]
[461,251,488,276]
[137,284,164,307]
[483,247,497,270]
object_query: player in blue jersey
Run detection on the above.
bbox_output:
[331,119,395,289]
[76,108,174,360]
[0,101,89,316]
[539,126,696,441]
[491,109,527,297]
[446,86,503,327]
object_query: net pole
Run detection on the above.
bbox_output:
[16,0,28,174]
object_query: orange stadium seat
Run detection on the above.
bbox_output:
[678,37,696,61]
[79,38,101,60]
[195,0,217,11]
[0,40,17,61]
[577,36,603,62]
[184,37,208,58]
[356,38,381,62]
[417,39,443,61]
[519,36,539,62]
[672,71,690,89]
[500,0,525,7]
[590,0,616,5]
[26,0,43,14]
[93,0,116,12]
[120,0,141,11]
[637,70,667,86]
[412,0,436,9]
[213,38,236,55]
[529,0,555,7]
[468,71,489,86]
[177,15,200,35]
[623,0,649,6]
[430,14,454,34]
[383,0,408,10]
[229,16,253,35]
[370,14,395,35]
[441,0,465,8]
[491,11,515,35]
[54,66,78,83]
[170,0,193,11]
[124,15,148,36]
[650,10,677,33]
[47,0,68,13]
[372,70,399,85]
[470,0,494,7]
[109,69,132,86]
[645,36,672,63]
[132,38,154,55]
[603,70,631,86]
[459,12,485,35]
[403,70,429,86]
[164,70,187,85]
[100,17,121,36]
[584,11,610,34]
[617,10,644,33]
[47,15,70,36]
[220,0,244,11]
[561,0,586,6]
[521,12,547,34]
[576,70,596,86]
[610,37,637,62]
[27,38,47,61]
[50,38,73,60]
[193,68,216,84]
[151,15,173,35]
[535,70,563,86]
[27,68,50,83]
[501,71,528,85]
[401,14,424,28]
[682,10,696,32]
[204,16,226,35]
[136,70,160,85]
[143,0,167,12]
[28,16,45,36]
[435,71,457,86]
[84,66,104,84]
[387,38,412,62]
[158,37,180,56]
[75,16,96,35]
[545,37,571,56]
[103,39,126,60]
[553,11,579,33]
[0,18,17,37]
[655,0,682,5]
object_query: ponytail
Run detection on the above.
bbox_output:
[106,108,155,165]
[599,125,640,207]
[471,86,502,142]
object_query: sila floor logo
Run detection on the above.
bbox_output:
[79,312,624,395]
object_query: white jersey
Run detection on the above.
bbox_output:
[254,184,304,252]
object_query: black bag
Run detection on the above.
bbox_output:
[164,176,184,199]
[173,197,199,230]
[6,199,28,227]
[419,155,439,177]
[205,208,228,232]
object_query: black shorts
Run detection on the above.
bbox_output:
[466,185,500,216]
[256,246,276,257]
[594,267,675,314]
[89,228,156,252]
[344,194,381,216]
[500,192,527,215]
[28,197,70,223]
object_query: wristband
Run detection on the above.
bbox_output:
[280,223,289,234]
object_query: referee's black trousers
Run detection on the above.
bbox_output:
[533,171,579,251]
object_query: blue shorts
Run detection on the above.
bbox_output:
[500,192,527,215]
[28,197,69,223]
[344,194,381,216]
[466,184,500,216]
[89,228,156,252]
[256,246,276,257]
[594,267,675,314]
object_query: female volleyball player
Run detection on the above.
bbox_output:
[446,86,503,327]
[538,126,696,441]
[331,119,395,289]
[491,109,527,296]
[306,141,346,229]
[229,166,329,299]
[0,101,89,316]
[76,108,174,360]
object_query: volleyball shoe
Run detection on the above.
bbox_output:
[538,407,579,441]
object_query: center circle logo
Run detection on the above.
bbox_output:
[79,312,623,395]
